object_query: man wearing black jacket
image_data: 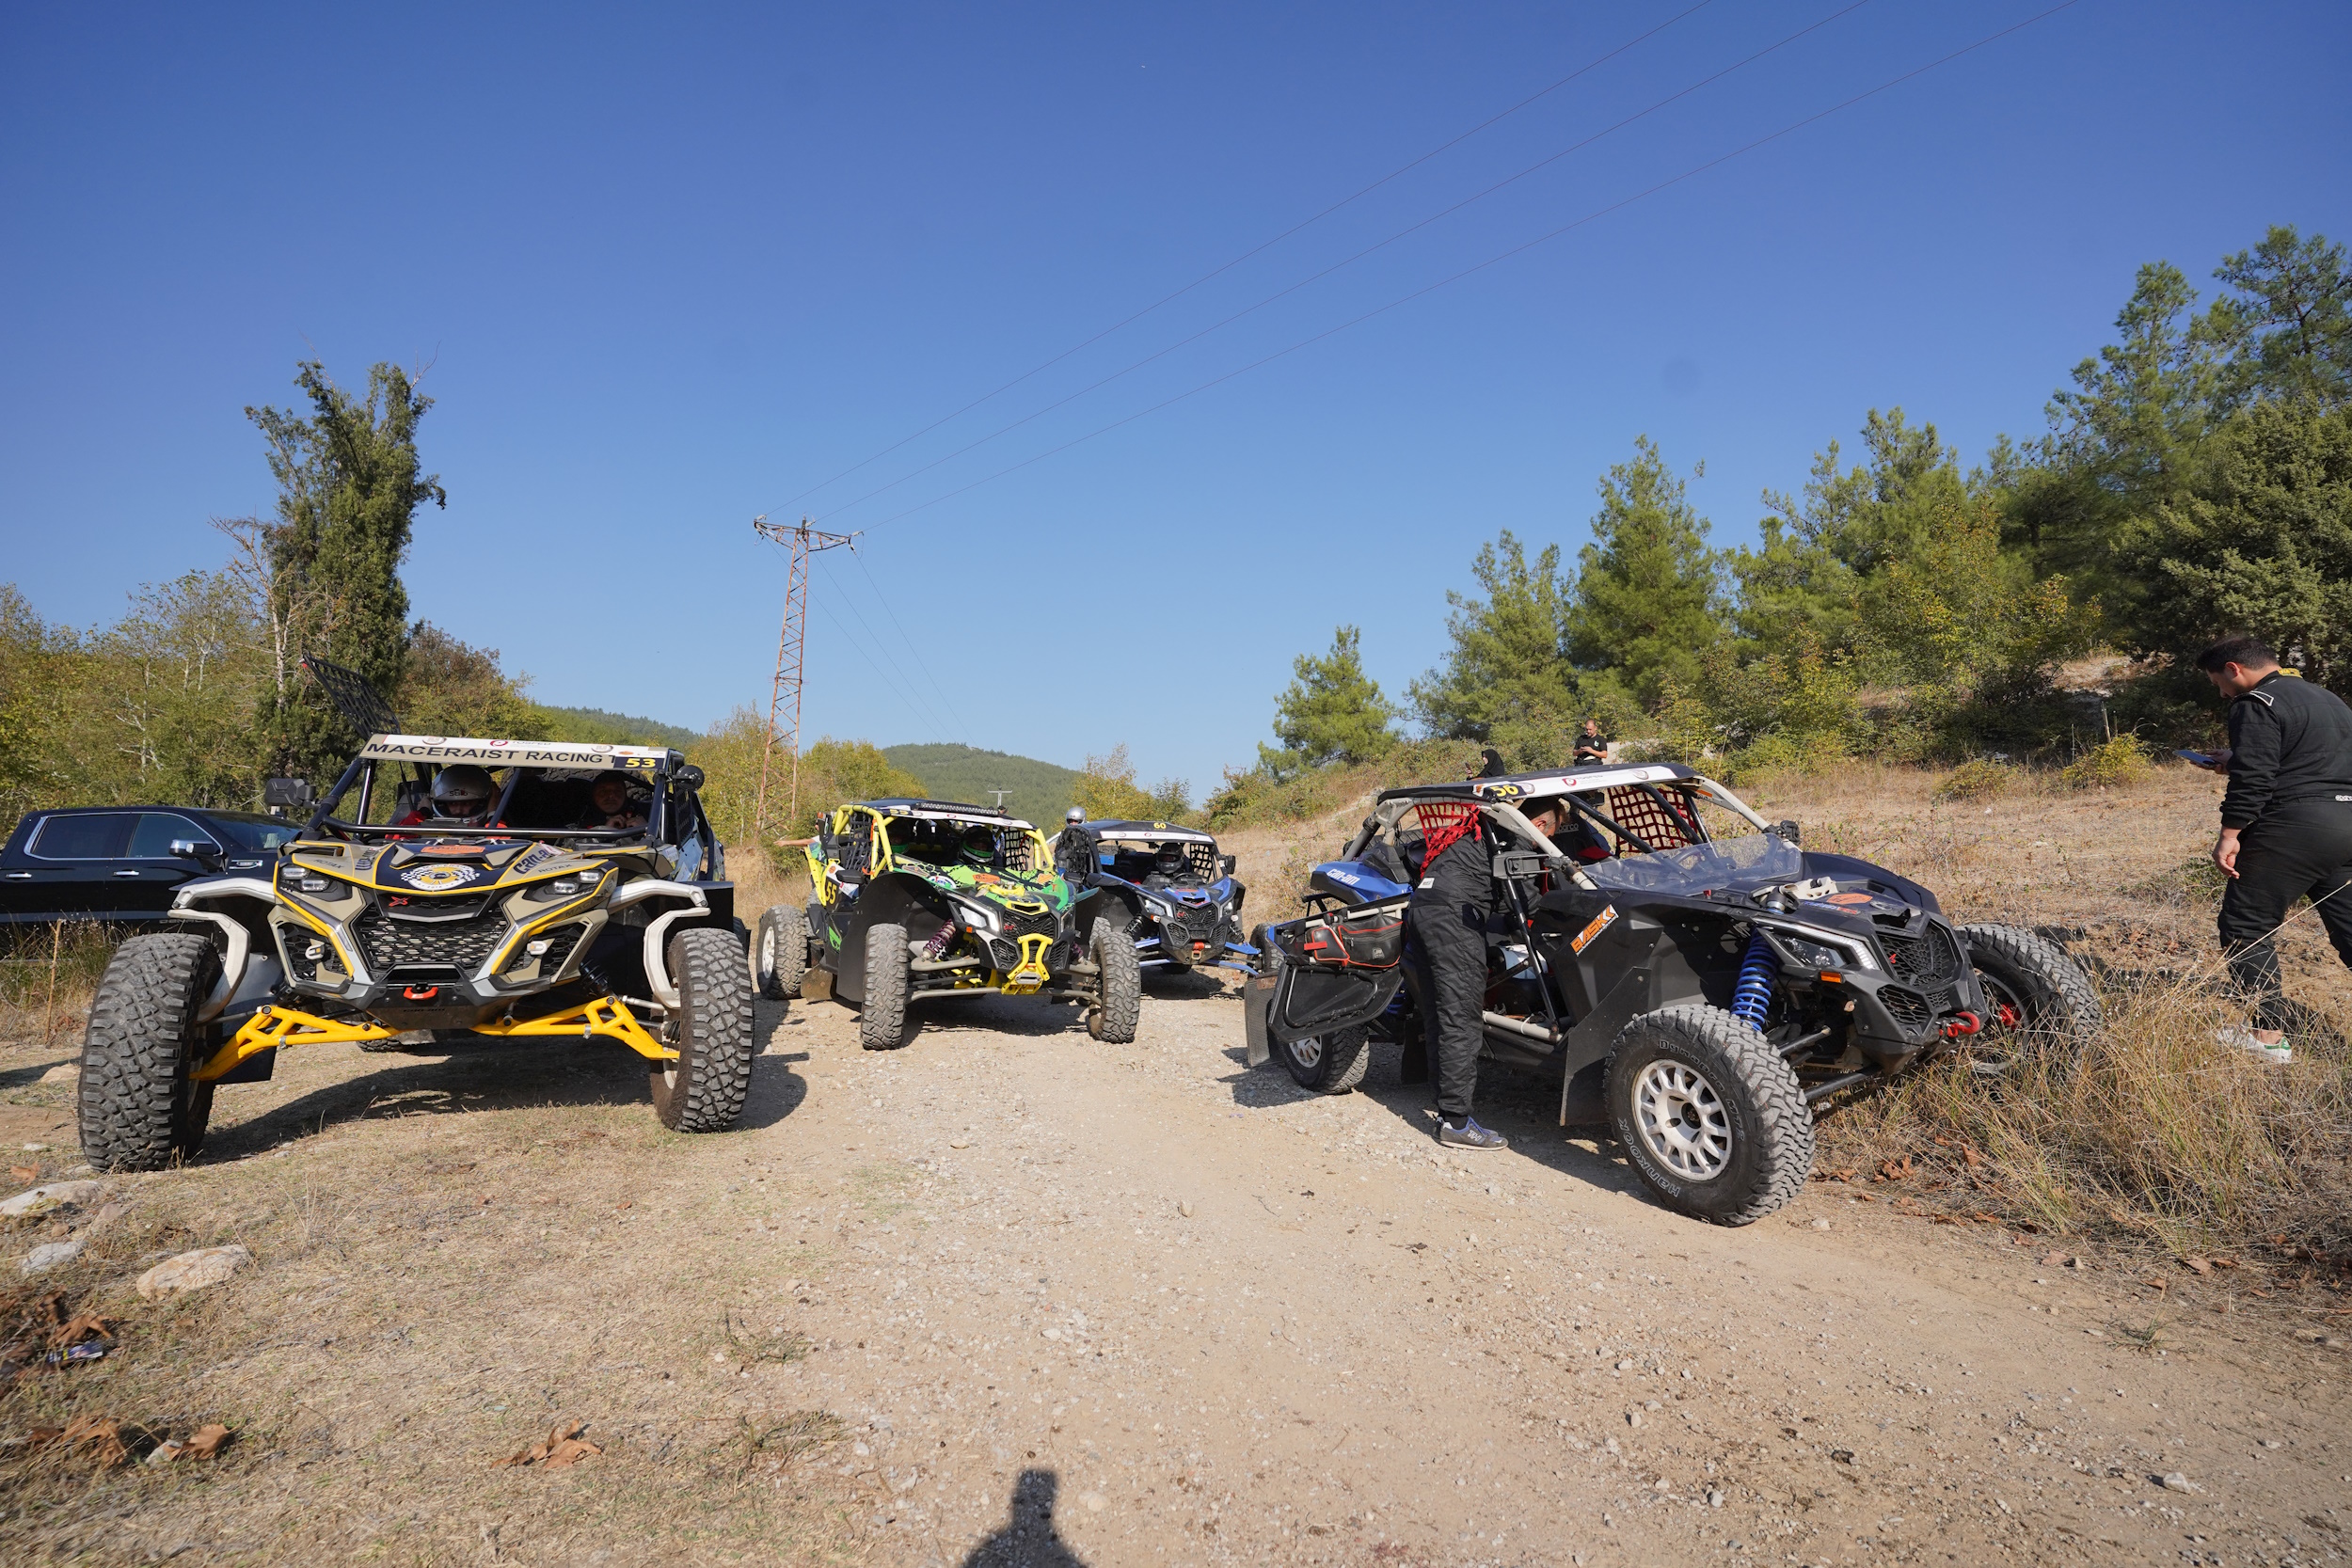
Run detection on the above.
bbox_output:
[2193,635,2352,1064]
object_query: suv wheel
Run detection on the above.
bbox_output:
[1277,1026,1369,1093]
[650,927,755,1132]
[859,923,912,1051]
[1605,1005,1813,1226]
[755,904,811,1001]
[79,933,218,1171]
[1087,918,1140,1043]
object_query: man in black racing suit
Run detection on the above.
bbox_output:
[1405,789,1572,1150]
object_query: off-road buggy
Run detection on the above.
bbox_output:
[1244,763,2100,1225]
[76,660,755,1171]
[1051,816,1248,974]
[753,799,1139,1050]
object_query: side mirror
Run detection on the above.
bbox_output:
[675,764,706,789]
[167,838,223,866]
[263,777,315,810]
[1771,818,1802,846]
[1219,855,1237,877]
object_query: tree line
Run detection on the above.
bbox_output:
[1219,224,2350,817]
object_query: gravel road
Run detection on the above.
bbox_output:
[755,975,2349,1566]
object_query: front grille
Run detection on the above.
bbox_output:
[354,902,508,976]
[1881,924,1962,987]
[1879,985,1931,1032]
[1162,905,1223,949]
[1002,907,1061,942]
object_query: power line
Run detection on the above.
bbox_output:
[810,0,1878,524]
[849,0,2085,537]
[764,0,1722,515]
[848,541,965,737]
[810,551,961,743]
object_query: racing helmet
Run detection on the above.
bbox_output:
[961,824,998,865]
[1152,843,1188,879]
[428,764,496,823]
[1064,807,1086,825]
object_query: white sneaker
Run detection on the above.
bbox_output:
[2217,1026,2293,1065]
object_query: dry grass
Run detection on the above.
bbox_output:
[0,923,117,1052]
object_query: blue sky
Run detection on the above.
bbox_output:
[4,2,2346,795]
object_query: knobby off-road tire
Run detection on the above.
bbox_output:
[859,923,912,1051]
[1962,923,2102,1036]
[1959,923,2103,1069]
[1087,918,1141,1043]
[1277,1026,1370,1093]
[1605,1005,1813,1227]
[79,932,218,1171]
[650,927,756,1132]
[755,904,810,1001]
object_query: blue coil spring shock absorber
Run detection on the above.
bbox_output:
[1731,930,1776,1030]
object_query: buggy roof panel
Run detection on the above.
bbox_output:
[859,799,1036,831]
[358,735,681,767]
[1081,820,1217,845]
[1374,764,1698,804]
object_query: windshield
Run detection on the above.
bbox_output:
[210,814,301,852]
[1583,832,1803,897]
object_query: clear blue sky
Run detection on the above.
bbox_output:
[4,2,2346,794]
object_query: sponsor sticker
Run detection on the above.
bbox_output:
[402,863,485,892]
[1570,905,1619,954]
[1825,892,1874,907]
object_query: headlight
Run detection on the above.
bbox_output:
[292,874,332,895]
[956,899,1000,932]
[1768,927,1871,972]
[532,871,604,901]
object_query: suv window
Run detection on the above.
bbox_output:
[128,814,218,860]
[210,816,299,852]
[28,813,137,860]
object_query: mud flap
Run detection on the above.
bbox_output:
[1244,966,1275,1068]
[1559,966,1648,1127]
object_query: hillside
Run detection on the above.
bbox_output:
[882,742,1082,824]
[536,705,701,750]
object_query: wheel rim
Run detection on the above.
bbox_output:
[1289,1036,1324,1069]
[1631,1058,1731,1181]
[759,925,777,980]
[1975,969,2027,1031]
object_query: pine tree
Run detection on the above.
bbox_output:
[1565,436,1724,709]
[1260,626,1397,776]
[246,360,446,782]
[1407,531,1579,741]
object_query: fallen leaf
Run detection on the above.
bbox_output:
[48,1312,115,1350]
[2183,1258,2211,1275]
[616,1200,633,1211]
[495,1419,599,1468]
[9,1164,38,1183]
[181,1424,231,1458]
[1875,1156,1914,1182]
[56,1415,136,1466]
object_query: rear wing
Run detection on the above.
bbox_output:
[301,655,402,736]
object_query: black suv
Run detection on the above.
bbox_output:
[1,807,300,932]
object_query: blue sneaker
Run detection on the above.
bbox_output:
[1437,1117,1508,1150]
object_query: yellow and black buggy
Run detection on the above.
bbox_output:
[76,659,755,1171]
[754,798,1139,1051]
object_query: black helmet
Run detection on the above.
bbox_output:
[961,824,998,865]
[428,764,496,822]
[1153,843,1187,878]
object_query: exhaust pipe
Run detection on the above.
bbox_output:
[1482,1010,1562,1045]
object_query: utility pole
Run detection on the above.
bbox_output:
[988,788,1012,809]
[753,515,857,843]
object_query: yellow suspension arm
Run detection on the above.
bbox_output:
[196,996,675,1082]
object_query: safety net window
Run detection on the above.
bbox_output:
[1400,800,1482,869]
[1598,784,1702,852]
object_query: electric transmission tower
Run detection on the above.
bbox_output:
[753,515,857,842]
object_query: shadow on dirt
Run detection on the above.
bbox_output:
[1218,1037,1653,1205]
[197,1034,810,1162]
[1141,968,1231,1000]
[961,1468,1089,1567]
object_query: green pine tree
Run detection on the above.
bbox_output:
[1259,626,1397,776]
[246,360,446,783]
[1565,436,1724,709]
[1406,531,1579,741]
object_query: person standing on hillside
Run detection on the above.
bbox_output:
[2191,635,2352,1065]
[1573,719,1612,766]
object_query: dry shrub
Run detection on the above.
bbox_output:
[1932,757,2013,802]
[726,840,806,922]
[0,923,118,1047]
[2059,733,2153,789]
[1826,965,2352,1257]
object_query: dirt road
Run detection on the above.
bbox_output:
[7,961,2340,1566]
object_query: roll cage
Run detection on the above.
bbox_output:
[300,736,712,852]
[1340,764,1772,872]
[821,800,1054,879]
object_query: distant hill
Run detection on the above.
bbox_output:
[882,744,1083,826]
[537,705,702,751]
